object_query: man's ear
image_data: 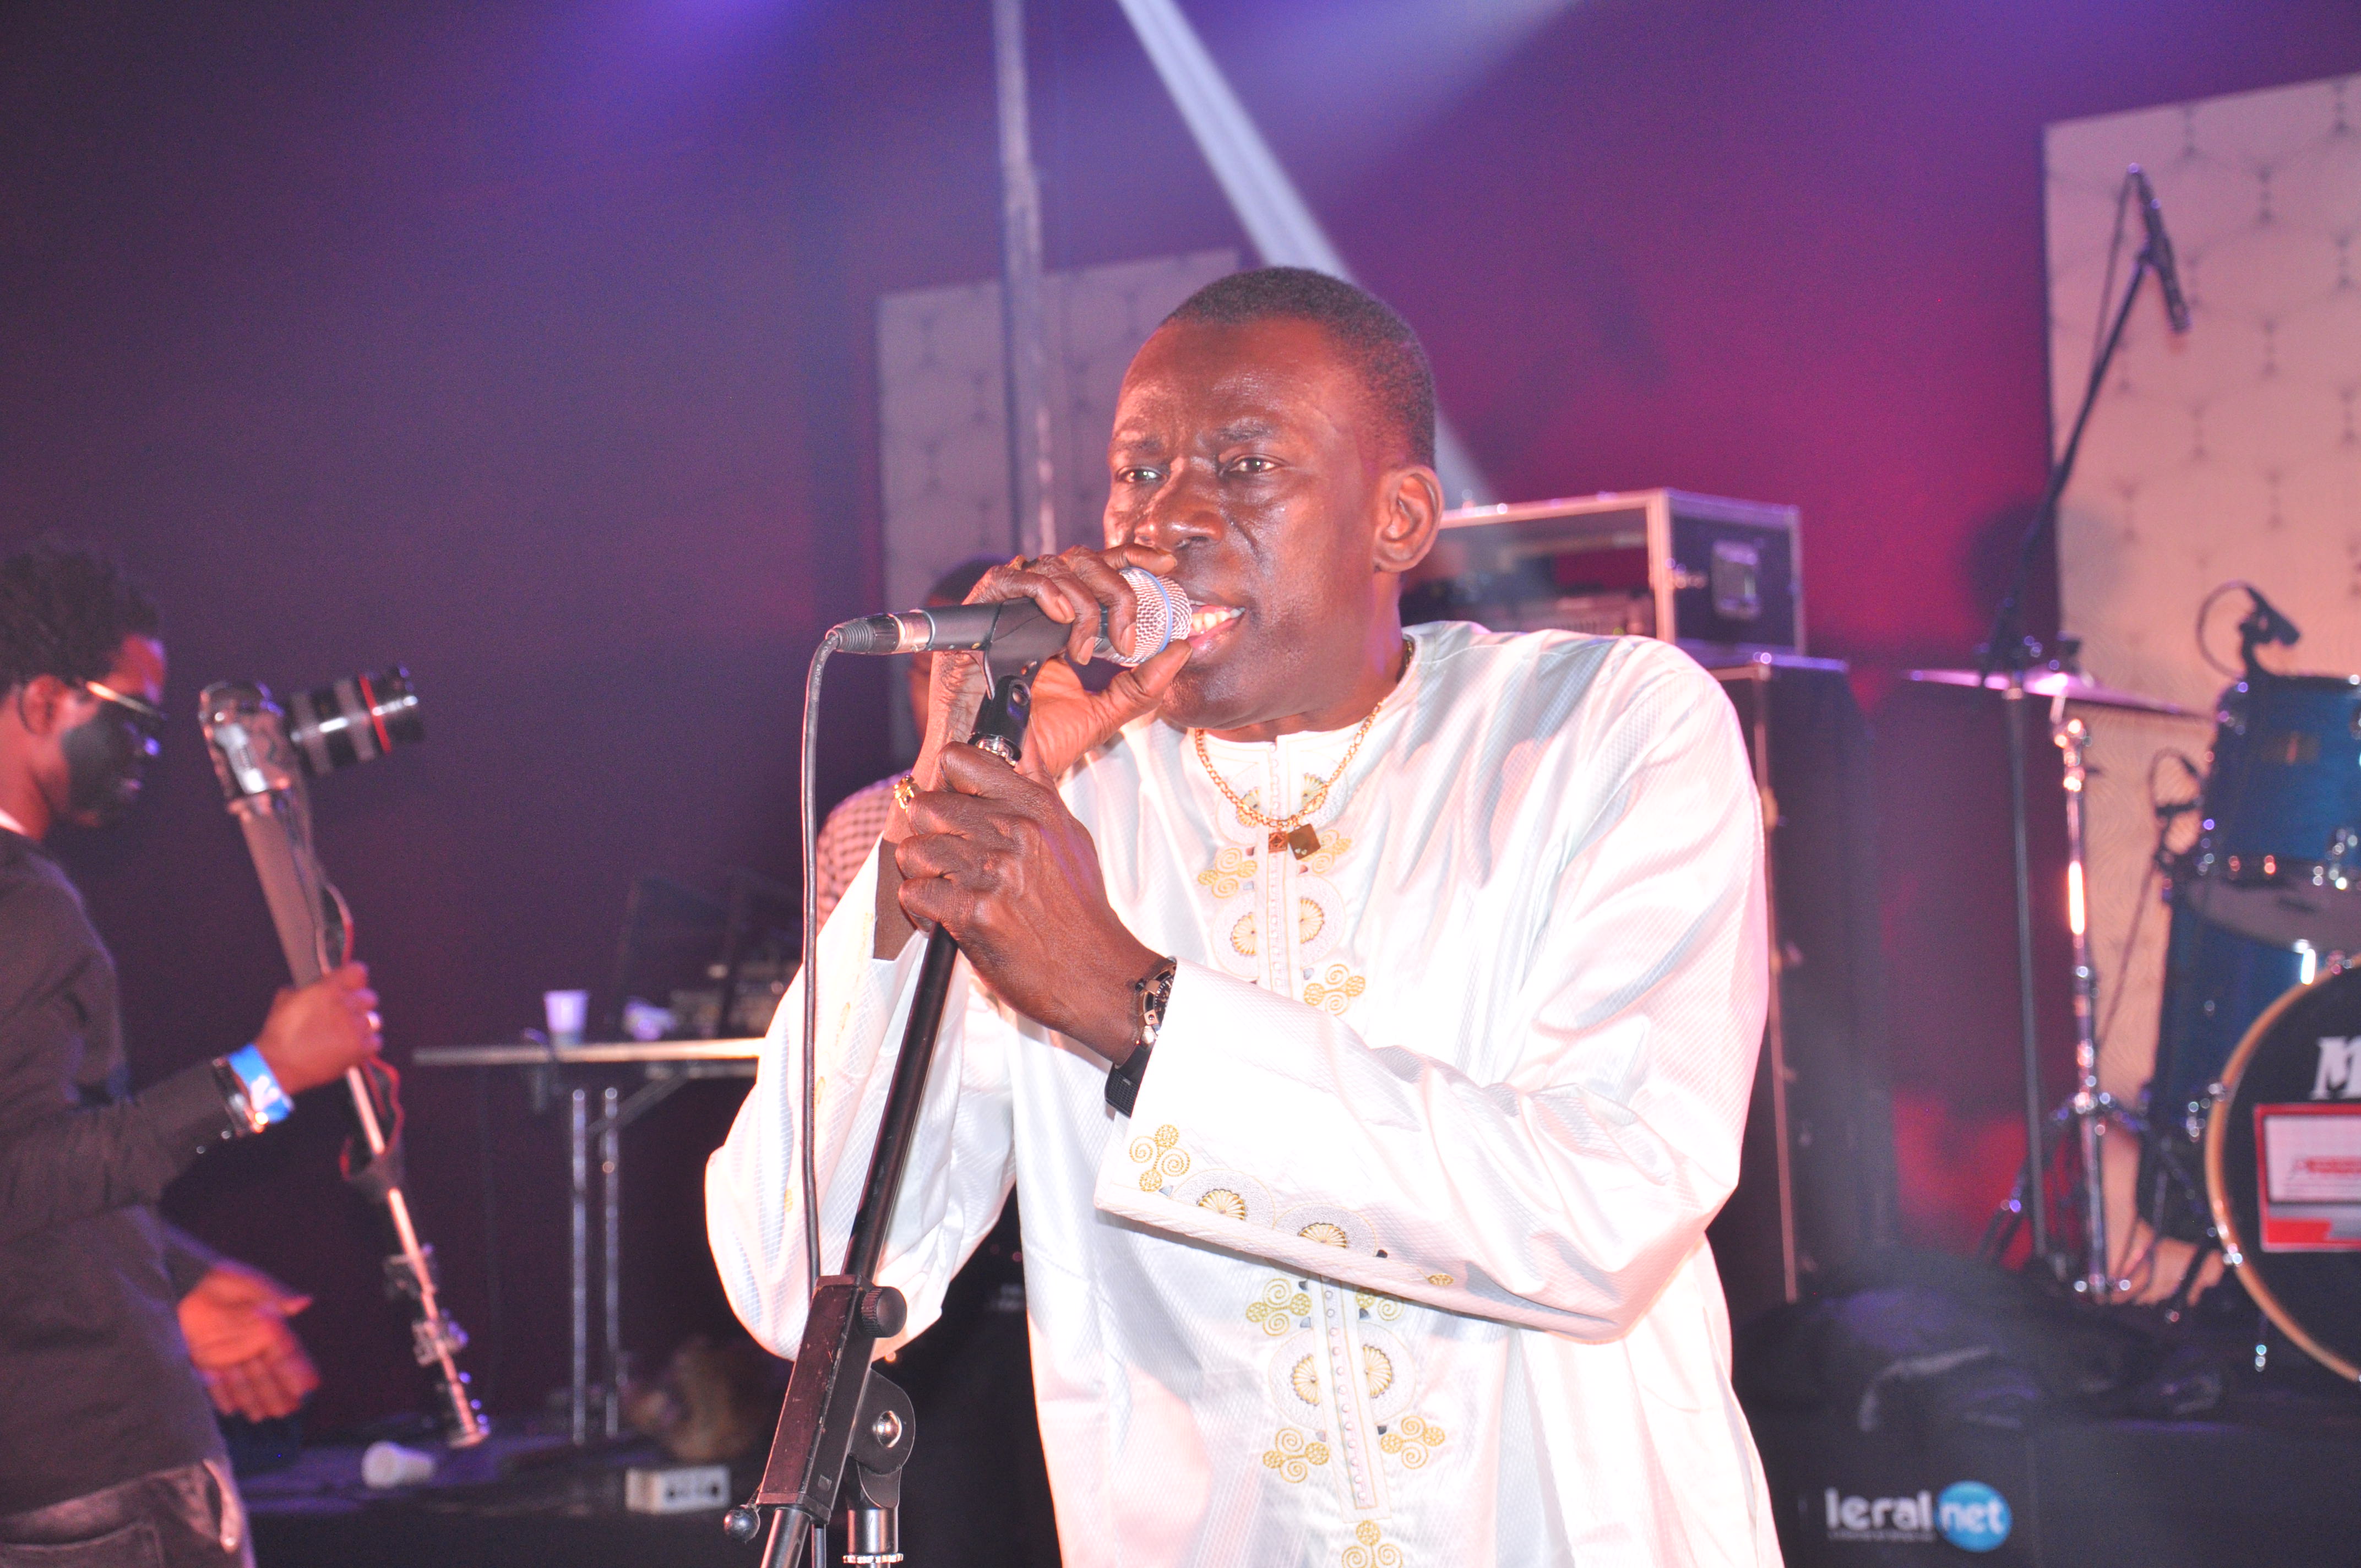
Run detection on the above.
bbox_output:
[1373,463,1444,576]
[7,676,74,738]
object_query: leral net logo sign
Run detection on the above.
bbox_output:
[1936,1481,2012,1551]
[1823,1481,2013,1550]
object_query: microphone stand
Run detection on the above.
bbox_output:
[1977,210,2164,1293]
[726,658,1040,1568]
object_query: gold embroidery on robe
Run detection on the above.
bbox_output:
[1198,1186,1248,1220]
[1196,845,1255,900]
[1342,1520,1402,1567]
[1297,897,1326,944]
[1303,963,1368,1013]
[1299,830,1352,876]
[1245,1278,1312,1336]
[1129,1124,1190,1191]
[1378,1413,1445,1469]
[1262,1427,1330,1482]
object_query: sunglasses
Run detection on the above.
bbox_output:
[83,679,168,744]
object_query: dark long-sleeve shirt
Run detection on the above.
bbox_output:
[0,827,247,1514]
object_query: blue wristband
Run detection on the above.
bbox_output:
[225,1044,293,1126]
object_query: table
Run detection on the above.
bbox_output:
[413,1039,765,1444]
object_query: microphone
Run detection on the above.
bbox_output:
[831,567,1193,668]
[2129,166,2192,334]
[2242,585,2300,648]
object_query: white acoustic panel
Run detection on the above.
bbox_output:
[876,249,1238,755]
[878,250,1238,611]
[2047,75,2361,1104]
[877,276,1022,619]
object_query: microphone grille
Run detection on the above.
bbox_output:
[1106,568,1193,667]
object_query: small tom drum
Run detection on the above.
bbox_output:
[2207,962,2361,1382]
[2182,672,2361,954]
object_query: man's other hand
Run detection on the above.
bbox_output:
[178,1262,321,1422]
[254,962,381,1095]
[894,744,1160,1059]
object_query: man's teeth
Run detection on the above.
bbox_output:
[1188,606,1243,637]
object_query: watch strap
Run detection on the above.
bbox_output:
[1105,956,1178,1117]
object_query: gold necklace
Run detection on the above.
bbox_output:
[1190,640,1411,859]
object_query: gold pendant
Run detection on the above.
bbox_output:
[1266,830,1289,856]
[1285,824,1322,860]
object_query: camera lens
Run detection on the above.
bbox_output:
[287,667,423,777]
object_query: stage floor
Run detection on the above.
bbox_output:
[242,1398,2361,1568]
[244,1436,756,1568]
[1749,1391,2361,1567]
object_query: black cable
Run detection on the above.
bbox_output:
[797,633,842,1287]
[2196,579,2271,678]
[2093,749,2203,1054]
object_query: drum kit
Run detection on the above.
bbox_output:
[1912,587,2361,1382]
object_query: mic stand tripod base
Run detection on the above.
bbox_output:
[727,1280,915,1568]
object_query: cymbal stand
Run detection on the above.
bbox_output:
[2054,704,2114,1295]
[1975,173,2165,1284]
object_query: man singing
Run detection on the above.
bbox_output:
[0,543,382,1567]
[711,269,1778,1564]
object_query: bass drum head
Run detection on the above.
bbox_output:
[2207,963,2361,1382]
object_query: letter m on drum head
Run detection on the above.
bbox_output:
[2312,1037,2361,1100]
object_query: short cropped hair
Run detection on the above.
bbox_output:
[0,542,162,694]
[1163,266,1437,469]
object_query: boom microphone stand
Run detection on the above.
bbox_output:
[726,658,1040,1568]
[1977,171,2179,1295]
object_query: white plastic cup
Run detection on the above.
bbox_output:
[361,1440,437,1489]
[543,989,590,1047]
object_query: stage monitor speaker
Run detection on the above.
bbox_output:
[1706,654,1899,1325]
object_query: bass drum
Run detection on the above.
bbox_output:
[2207,963,2361,1381]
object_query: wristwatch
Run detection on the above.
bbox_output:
[1105,956,1178,1117]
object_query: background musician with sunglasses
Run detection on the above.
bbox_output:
[0,542,381,1567]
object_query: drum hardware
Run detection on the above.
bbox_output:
[2194,578,2304,682]
[1906,663,2200,717]
[1964,164,2193,1277]
[1978,1090,2146,1282]
[1917,648,2208,1294]
[2057,711,2114,1294]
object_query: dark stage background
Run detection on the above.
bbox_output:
[3,0,2356,1434]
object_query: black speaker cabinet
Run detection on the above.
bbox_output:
[1706,653,1898,1325]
